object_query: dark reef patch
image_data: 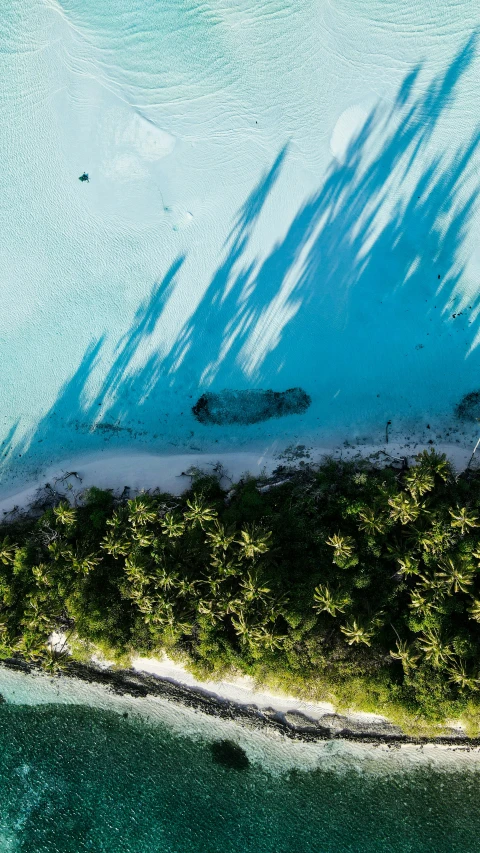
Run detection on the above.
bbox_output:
[210,739,250,770]
[192,388,311,426]
[455,391,480,421]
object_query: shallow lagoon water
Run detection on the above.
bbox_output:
[1,2,480,488]
[1,668,480,852]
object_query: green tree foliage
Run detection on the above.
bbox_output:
[1,451,480,722]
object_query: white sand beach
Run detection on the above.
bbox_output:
[0,440,477,517]
[130,651,384,726]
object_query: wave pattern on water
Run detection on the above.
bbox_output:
[1,2,480,486]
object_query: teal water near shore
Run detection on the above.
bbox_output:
[0,691,479,852]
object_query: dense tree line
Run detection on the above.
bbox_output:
[2,449,480,723]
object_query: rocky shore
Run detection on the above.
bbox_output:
[1,656,479,749]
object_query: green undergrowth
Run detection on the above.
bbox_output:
[2,450,480,731]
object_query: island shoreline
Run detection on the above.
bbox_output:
[2,657,479,750]
[0,441,476,518]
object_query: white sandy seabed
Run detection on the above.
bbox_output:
[2,1,480,487]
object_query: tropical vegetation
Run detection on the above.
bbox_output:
[2,450,480,726]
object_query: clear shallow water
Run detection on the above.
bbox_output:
[1,2,480,488]
[0,700,480,853]
[0,668,480,852]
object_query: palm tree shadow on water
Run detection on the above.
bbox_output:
[3,35,480,483]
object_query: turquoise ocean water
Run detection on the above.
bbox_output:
[1,700,480,852]
[1,2,480,488]
[0,669,479,852]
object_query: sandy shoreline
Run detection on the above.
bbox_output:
[0,440,477,517]
[1,654,477,749]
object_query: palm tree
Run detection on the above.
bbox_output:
[184,498,217,529]
[21,609,52,634]
[42,646,69,675]
[136,596,154,615]
[404,468,435,499]
[70,551,101,576]
[249,626,286,651]
[154,566,179,592]
[127,497,157,527]
[416,521,454,556]
[176,578,198,598]
[0,537,16,565]
[325,533,356,565]
[467,598,480,622]
[415,449,451,482]
[53,502,77,527]
[419,628,453,669]
[418,572,447,595]
[31,563,52,587]
[124,554,148,586]
[205,521,235,552]
[15,632,43,662]
[437,557,475,594]
[388,493,421,525]
[209,554,241,578]
[313,584,350,617]
[47,541,69,563]
[161,512,185,538]
[132,528,155,548]
[205,575,224,598]
[239,571,271,604]
[231,611,252,645]
[396,554,421,577]
[357,507,387,536]
[223,595,246,617]
[0,623,13,658]
[236,526,272,560]
[101,531,131,558]
[106,510,125,530]
[408,590,433,616]
[447,661,479,692]
[340,619,375,647]
[197,598,225,625]
[389,639,419,672]
[449,507,479,535]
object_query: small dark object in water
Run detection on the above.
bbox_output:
[211,739,249,770]
[0,693,5,704]
[79,172,89,182]
[386,419,392,443]
[192,388,311,425]
[455,391,480,422]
